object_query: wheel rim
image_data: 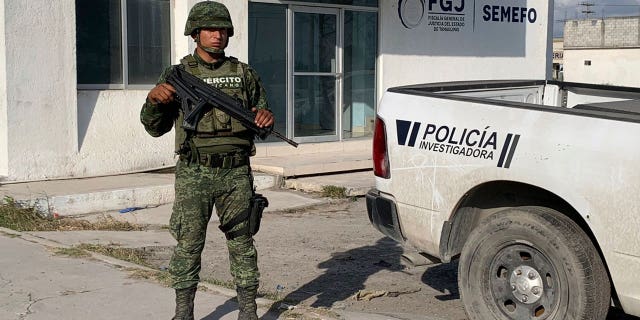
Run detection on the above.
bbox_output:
[488,244,559,319]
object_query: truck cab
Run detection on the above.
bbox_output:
[367,80,640,319]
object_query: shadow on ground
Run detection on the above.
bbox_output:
[608,308,640,320]
[201,298,237,319]
[421,261,459,301]
[265,237,405,318]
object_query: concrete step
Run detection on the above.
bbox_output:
[0,173,174,216]
[283,170,374,197]
[0,172,277,217]
[252,151,371,177]
[0,144,373,216]
[38,189,326,231]
[253,140,372,178]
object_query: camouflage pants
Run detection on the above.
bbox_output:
[168,159,259,290]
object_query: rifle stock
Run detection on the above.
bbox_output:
[166,67,298,148]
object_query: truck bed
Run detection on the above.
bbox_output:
[389,80,640,122]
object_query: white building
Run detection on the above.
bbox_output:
[0,0,553,182]
[563,16,640,87]
[552,37,564,80]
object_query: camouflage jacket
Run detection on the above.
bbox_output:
[140,52,270,155]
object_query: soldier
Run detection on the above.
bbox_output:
[140,2,273,319]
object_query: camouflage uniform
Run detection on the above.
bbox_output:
[140,3,268,319]
[141,50,268,288]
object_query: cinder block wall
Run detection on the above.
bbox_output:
[564,16,640,48]
[564,19,604,47]
[604,17,640,47]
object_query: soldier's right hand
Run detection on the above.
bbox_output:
[147,83,176,105]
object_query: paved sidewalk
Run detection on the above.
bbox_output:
[0,229,267,320]
[0,148,389,319]
[0,227,415,320]
[0,171,374,217]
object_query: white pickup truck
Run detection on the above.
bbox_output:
[366,80,640,320]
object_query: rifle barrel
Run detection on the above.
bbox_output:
[270,130,298,148]
[167,67,298,148]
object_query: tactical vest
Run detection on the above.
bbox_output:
[175,54,254,153]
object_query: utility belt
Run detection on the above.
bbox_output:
[195,131,235,137]
[180,150,249,169]
[178,129,251,169]
[198,152,248,169]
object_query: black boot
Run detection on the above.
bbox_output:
[236,285,258,320]
[172,286,196,320]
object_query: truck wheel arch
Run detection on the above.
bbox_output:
[438,181,614,294]
[441,181,586,260]
[439,180,618,306]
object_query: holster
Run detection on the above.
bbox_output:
[249,194,268,235]
[219,193,269,240]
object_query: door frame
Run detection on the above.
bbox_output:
[288,5,343,143]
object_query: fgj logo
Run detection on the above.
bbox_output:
[398,0,426,29]
[398,0,466,29]
[429,0,465,14]
[396,120,521,169]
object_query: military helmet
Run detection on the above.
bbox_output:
[184,1,234,37]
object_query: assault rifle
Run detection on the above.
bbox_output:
[165,66,298,148]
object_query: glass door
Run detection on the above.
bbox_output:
[290,7,341,141]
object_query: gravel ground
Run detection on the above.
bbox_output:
[140,197,637,320]
[143,198,467,320]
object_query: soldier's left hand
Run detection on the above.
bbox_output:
[252,108,274,128]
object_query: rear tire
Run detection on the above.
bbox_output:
[458,206,610,320]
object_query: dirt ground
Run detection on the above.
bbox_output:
[142,197,466,320]
[140,197,636,320]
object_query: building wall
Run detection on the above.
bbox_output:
[0,0,552,182]
[0,1,251,181]
[563,16,640,87]
[0,0,7,178]
[552,38,564,80]
[564,19,605,48]
[72,0,250,181]
[72,0,190,181]
[4,0,77,181]
[563,48,640,87]
[553,38,564,64]
[378,0,553,92]
[604,17,640,47]
[564,16,640,48]
[221,0,249,62]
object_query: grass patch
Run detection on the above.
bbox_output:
[55,215,143,232]
[128,268,173,287]
[280,310,306,319]
[52,243,173,287]
[0,230,19,238]
[0,198,142,232]
[53,247,92,258]
[0,197,59,231]
[320,185,347,198]
[280,308,339,320]
[77,243,151,267]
